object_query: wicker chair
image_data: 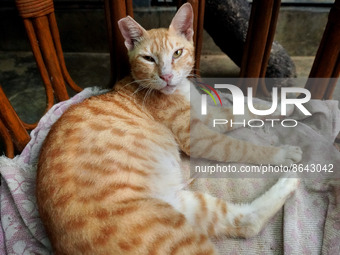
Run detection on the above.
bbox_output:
[0,0,339,158]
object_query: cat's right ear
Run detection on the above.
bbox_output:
[118,16,147,51]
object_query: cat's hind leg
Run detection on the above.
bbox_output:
[174,177,299,238]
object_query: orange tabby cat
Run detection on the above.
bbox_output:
[37,3,302,254]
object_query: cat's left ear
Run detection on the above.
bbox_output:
[118,16,147,50]
[169,3,194,42]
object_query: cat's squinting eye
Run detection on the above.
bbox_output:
[143,56,155,62]
[173,49,183,59]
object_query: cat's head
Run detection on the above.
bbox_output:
[118,3,195,95]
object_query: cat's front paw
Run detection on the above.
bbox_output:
[272,145,302,166]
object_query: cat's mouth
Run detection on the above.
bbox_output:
[160,84,177,94]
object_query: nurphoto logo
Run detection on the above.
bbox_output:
[199,83,312,128]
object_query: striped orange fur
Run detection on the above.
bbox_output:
[37,3,302,254]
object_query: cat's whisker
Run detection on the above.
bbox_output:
[143,89,150,109]
[142,86,153,110]
[117,78,154,93]
[187,74,202,79]
[118,80,139,89]
[130,79,156,96]
[132,78,155,84]
[132,85,145,95]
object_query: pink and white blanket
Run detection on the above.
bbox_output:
[1,87,339,254]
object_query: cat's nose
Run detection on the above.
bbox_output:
[160,74,173,83]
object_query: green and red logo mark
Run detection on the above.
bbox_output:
[196,80,223,107]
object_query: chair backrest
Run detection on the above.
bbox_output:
[0,0,206,157]
[0,0,339,158]
[0,0,84,157]
[304,0,340,99]
[239,0,340,98]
